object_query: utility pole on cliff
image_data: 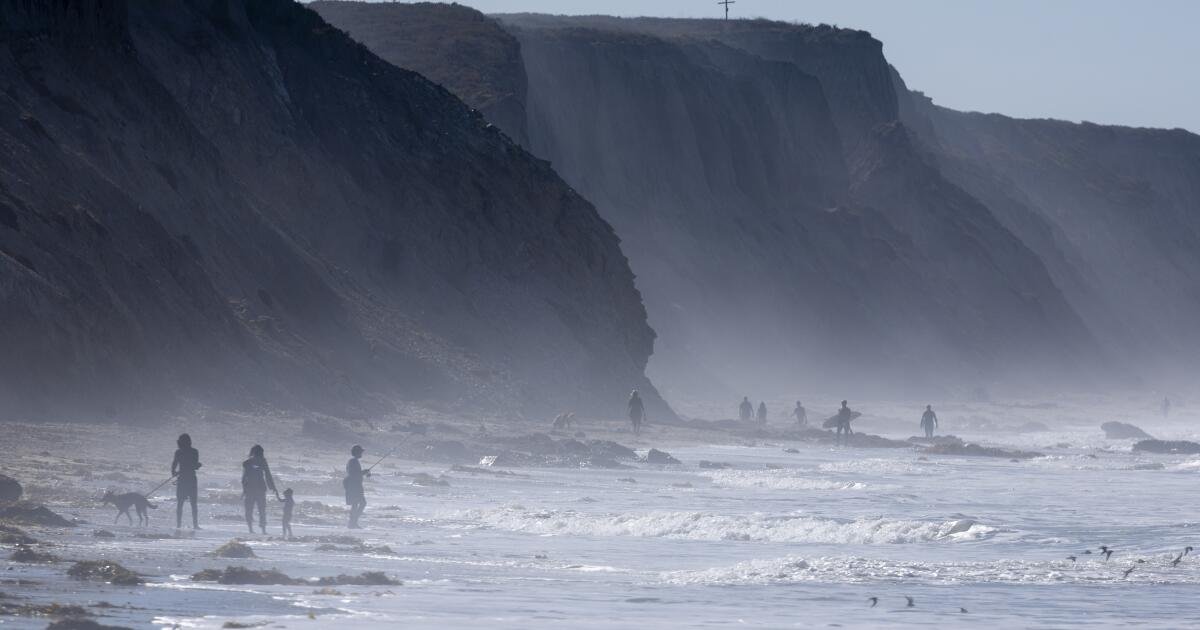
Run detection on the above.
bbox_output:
[718,0,736,20]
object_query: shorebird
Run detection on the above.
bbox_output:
[1066,555,1077,562]
[1123,565,1136,578]
[1186,546,1195,556]
[960,607,969,614]
[1100,546,1114,561]
[905,596,915,608]
[867,597,878,607]
[1082,550,1092,555]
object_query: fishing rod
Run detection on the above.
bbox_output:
[364,433,415,473]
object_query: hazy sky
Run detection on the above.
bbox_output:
[385,0,1199,133]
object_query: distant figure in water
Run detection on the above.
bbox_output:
[1162,397,1171,418]
[344,445,369,529]
[920,405,939,439]
[171,433,202,530]
[241,444,279,534]
[793,401,808,428]
[739,397,754,423]
[756,401,768,424]
[836,400,854,445]
[280,488,295,538]
[628,389,646,435]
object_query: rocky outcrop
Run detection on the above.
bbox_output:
[921,437,1042,459]
[1133,440,1200,455]
[1101,422,1153,440]
[0,0,666,421]
[0,474,21,502]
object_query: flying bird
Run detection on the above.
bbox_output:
[960,607,969,614]
[1100,546,1115,561]
[1123,565,1136,578]
[867,597,878,607]
[1066,555,1077,562]
[1172,553,1184,567]
[905,596,915,608]
[1186,546,1194,556]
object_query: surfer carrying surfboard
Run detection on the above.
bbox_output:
[835,400,854,445]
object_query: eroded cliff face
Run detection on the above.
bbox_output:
[900,85,1200,384]
[0,0,665,421]
[314,5,1115,399]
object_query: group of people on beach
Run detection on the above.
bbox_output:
[732,399,942,445]
[166,434,370,534]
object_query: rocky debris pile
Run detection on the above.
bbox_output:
[1101,422,1153,440]
[481,433,643,468]
[0,600,93,621]
[0,524,36,545]
[9,545,58,563]
[211,541,256,559]
[641,449,681,465]
[1132,440,1200,455]
[0,503,74,528]
[67,561,142,586]
[922,439,1042,460]
[47,619,133,630]
[192,566,399,586]
[0,474,22,503]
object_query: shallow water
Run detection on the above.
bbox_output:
[4,402,1200,628]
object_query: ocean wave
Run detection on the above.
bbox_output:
[704,469,874,491]
[451,506,996,544]
[662,554,1200,585]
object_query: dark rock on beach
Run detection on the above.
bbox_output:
[210,541,256,559]
[0,475,22,503]
[922,441,1042,460]
[0,503,74,528]
[1132,439,1200,455]
[642,449,681,465]
[1101,422,1153,440]
[67,561,142,586]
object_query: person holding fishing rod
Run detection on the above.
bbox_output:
[344,442,403,529]
[344,445,370,529]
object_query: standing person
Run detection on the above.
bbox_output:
[835,400,854,446]
[280,488,295,538]
[756,401,768,424]
[344,445,369,529]
[171,433,202,530]
[739,397,754,423]
[920,405,939,439]
[628,389,646,435]
[241,445,279,534]
[793,401,808,428]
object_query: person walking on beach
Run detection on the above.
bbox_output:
[756,401,768,425]
[241,445,279,534]
[280,488,295,538]
[920,405,939,439]
[344,445,369,529]
[793,401,808,428]
[836,400,854,446]
[171,433,202,530]
[739,397,754,423]
[628,389,646,435]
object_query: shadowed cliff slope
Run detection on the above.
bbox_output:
[0,0,668,421]
[316,4,1109,401]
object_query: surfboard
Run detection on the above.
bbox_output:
[821,411,862,428]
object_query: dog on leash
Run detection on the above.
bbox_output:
[102,490,157,526]
[552,412,577,431]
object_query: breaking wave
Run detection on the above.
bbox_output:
[703,469,874,491]
[662,554,1200,585]
[451,506,997,544]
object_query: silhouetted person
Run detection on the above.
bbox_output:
[739,397,753,423]
[836,400,854,445]
[1162,397,1171,418]
[241,445,279,534]
[921,405,939,439]
[793,401,808,427]
[280,488,295,538]
[344,445,369,529]
[756,401,768,424]
[171,433,202,530]
[628,389,646,435]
